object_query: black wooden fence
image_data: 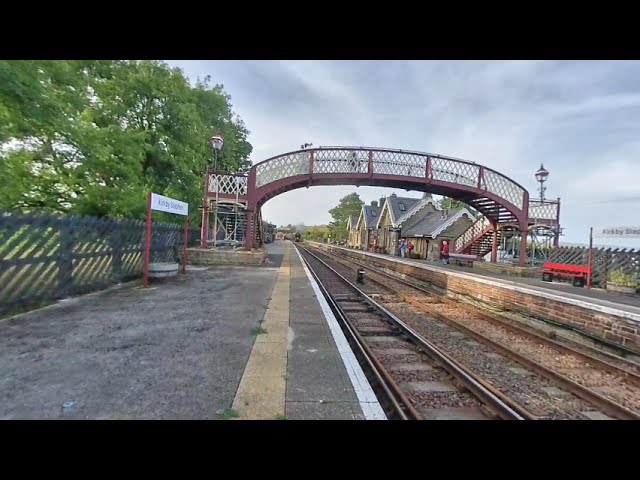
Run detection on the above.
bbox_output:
[547,246,640,287]
[0,210,200,316]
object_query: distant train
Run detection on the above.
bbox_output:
[280,231,303,242]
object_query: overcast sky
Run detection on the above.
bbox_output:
[167,60,640,246]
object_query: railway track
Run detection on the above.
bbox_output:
[295,244,528,420]
[302,243,640,420]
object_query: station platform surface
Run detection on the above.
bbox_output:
[327,245,640,318]
[233,241,383,420]
[0,241,382,420]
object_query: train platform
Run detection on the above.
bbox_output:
[332,245,640,318]
[443,261,640,315]
[233,241,384,420]
[0,241,382,420]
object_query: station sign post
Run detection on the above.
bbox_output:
[144,192,190,288]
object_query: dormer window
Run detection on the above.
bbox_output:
[371,210,377,216]
[398,203,406,211]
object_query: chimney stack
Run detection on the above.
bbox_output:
[370,200,378,207]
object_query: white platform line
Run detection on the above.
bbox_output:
[294,247,387,420]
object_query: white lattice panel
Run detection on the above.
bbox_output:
[208,174,248,195]
[483,170,524,210]
[372,151,426,178]
[256,152,310,187]
[430,157,478,188]
[454,216,489,252]
[313,149,368,174]
[529,200,558,221]
[252,148,528,219]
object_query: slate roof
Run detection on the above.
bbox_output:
[402,207,473,238]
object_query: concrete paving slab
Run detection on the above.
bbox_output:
[231,244,290,419]
[0,255,280,419]
[286,361,360,403]
[286,401,363,420]
[287,323,333,350]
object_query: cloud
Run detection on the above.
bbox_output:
[167,60,640,244]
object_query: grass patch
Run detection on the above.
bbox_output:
[217,408,239,420]
[251,326,267,336]
[0,299,56,319]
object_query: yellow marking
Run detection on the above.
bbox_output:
[231,243,291,419]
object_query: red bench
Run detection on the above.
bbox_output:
[448,253,478,267]
[541,262,591,287]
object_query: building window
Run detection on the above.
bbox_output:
[398,203,406,211]
[371,210,377,216]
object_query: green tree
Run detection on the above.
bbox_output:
[304,225,329,240]
[0,60,253,226]
[438,196,478,218]
[328,193,363,240]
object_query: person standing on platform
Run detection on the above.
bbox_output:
[440,240,450,264]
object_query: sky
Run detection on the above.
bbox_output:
[166,60,640,247]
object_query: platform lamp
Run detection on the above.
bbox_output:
[535,163,549,202]
[209,131,224,249]
[211,131,224,172]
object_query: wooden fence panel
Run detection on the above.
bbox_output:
[0,210,199,315]
[547,245,640,286]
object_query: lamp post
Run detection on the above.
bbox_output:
[534,163,549,202]
[209,131,224,248]
[211,131,224,171]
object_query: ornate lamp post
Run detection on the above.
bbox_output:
[211,131,224,171]
[535,163,549,202]
[200,131,224,248]
[211,132,224,247]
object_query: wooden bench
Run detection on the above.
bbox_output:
[448,253,478,267]
[541,262,591,287]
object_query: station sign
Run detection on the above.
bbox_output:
[150,193,189,216]
[593,226,640,239]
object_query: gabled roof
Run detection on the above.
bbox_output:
[395,193,438,225]
[355,200,385,230]
[375,195,422,229]
[363,205,381,228]
[348,215,358,229]
[402,207,473,238]
[355,208,367,230]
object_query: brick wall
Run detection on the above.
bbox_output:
[473,262,539,278]
[187,247,267,266]
[318,243,640,354]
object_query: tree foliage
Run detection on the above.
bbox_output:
[0,60,252,224]
[304,225,330,240]
[438,196,478,218]
[328,192,364,240]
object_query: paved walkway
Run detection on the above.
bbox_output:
[0,263,278,419]
[0,241,382,420]
[232,242,384,420]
